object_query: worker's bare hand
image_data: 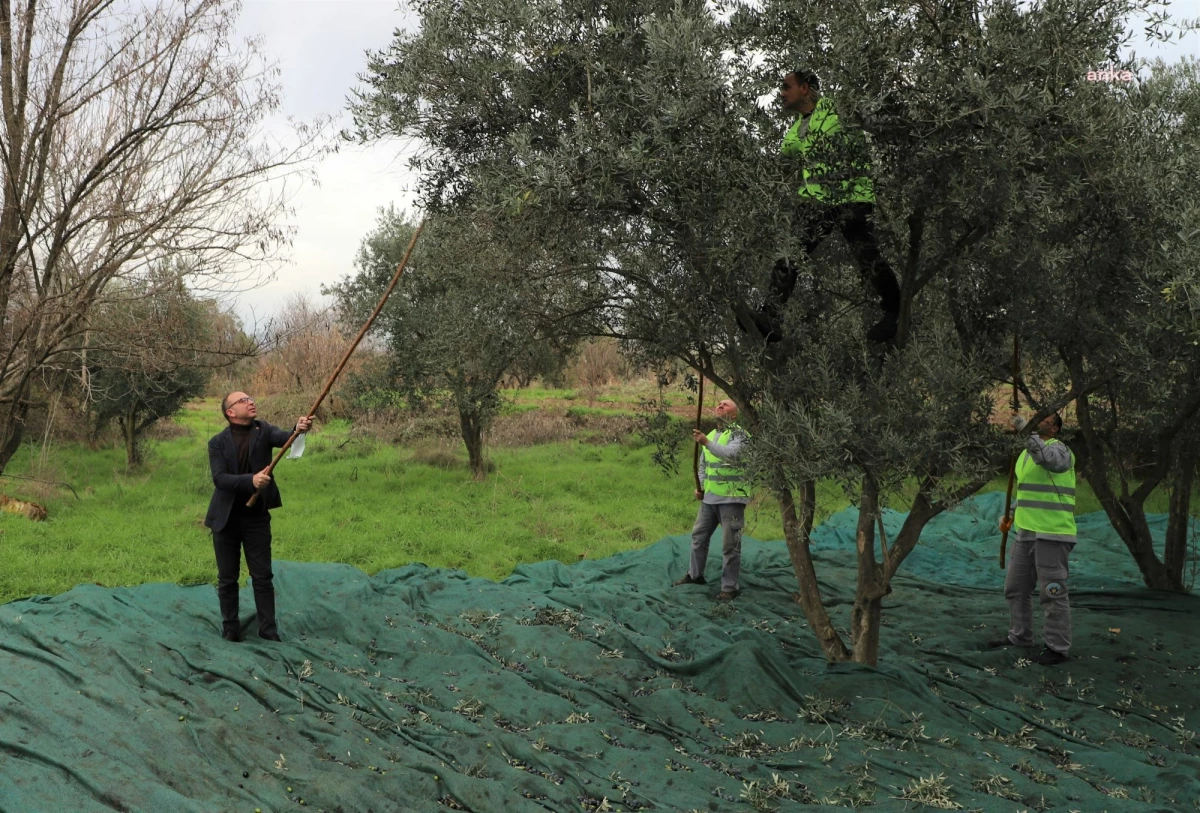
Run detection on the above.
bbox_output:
[694,490,703,501]
[253,468,272,490]
[296,415,314,432]
[692,430,708,444]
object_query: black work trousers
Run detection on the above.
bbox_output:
[767,201,901,317]
[212,511,277,637]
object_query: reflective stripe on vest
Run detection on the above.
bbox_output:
[703,426,749,498]
[781,97,875,205]
[1013,440,1077,537]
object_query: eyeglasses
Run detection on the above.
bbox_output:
[230,396,254,406]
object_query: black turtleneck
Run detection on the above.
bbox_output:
[230,422,253,474]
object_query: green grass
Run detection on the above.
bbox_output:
[1,394,1191,604]
[0,400,786,604]
[508,385,584,402]
[564,405,638,418]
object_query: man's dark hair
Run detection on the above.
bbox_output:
[1051,413,1063,432]
[791,69,820,91]
[220,392,236,423]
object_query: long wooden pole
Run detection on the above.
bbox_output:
[999,333,1020,568]
[246,218,427,507]
[692,369,705,494]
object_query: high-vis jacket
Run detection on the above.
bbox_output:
[781,96,875,205]
[701,425,751,504]
[1013,438,1077,541]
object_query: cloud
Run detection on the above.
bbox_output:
[229,0,420,325]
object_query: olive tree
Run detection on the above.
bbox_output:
[982,58,1200,592]
[744,0,1200,656]
[327,209,579,479]
[352,0,1192,662]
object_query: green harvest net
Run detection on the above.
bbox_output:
[1,492,1197,812]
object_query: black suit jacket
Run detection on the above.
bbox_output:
[205,420,294,532]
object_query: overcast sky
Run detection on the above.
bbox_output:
[231,0,418,329]
[230,0,1200,327]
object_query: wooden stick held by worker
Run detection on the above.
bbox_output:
[999,334,1020,568]
[245,219,426,507]
[692,370,705,495]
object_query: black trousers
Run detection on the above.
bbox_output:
[767,201,901,316]
[212,511,276,637]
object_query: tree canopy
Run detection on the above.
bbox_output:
[352,0,1200,662]
[327,209,579,478]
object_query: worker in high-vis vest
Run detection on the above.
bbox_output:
[751,69,901,344]
[989,412,1076,666]
[673,399,751,600]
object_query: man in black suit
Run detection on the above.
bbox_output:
[205,391,313,642]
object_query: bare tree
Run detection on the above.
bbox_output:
[250,293,348,396]
[0,0,321,473]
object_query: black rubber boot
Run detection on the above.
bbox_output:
[219,592,240,641]
[254,587,279,641]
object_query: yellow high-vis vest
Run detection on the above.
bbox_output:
[702,426,750,499]
[1013,439,1077,537]
[781,96,875,205]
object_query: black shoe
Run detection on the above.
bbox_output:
[259,630,282,642]
[673,573,706,587]
[866,310,898,342]
[1034,647,1068,666]
[222,627,241,642]
[715,590,741,601]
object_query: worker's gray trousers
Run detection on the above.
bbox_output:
[1004,538,1074,654]
[689,502,745,592]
